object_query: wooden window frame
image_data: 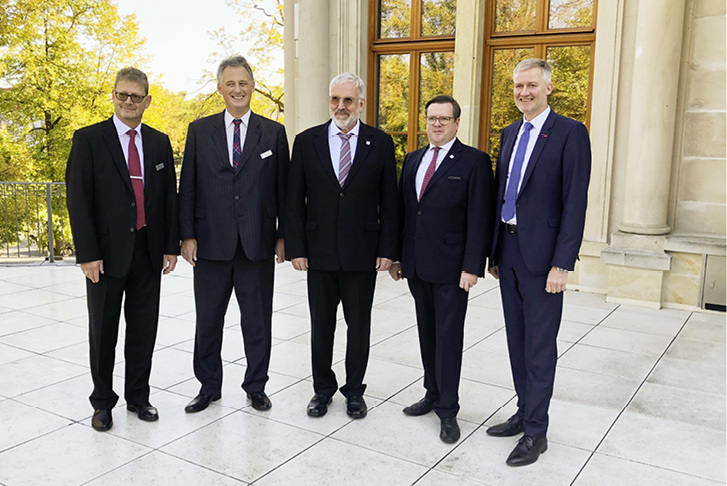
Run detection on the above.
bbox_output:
[368,0,456,155]
[478,0,597,152]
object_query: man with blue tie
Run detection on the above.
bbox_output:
[487,59,591,466]
[178,55,289,414]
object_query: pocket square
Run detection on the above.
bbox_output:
[261,150,273,159]
[155,163,165,171]
[448,176,461,180]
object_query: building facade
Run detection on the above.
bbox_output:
[283,0,726,311]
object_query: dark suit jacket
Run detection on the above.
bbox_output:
[398,138,495,285]
[285,120,398,271]
[490,110,591,274]
[66,117,179,278]
[178,111,289,261]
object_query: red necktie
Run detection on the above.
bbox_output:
[127,129,145,229]
[419,146,441,201]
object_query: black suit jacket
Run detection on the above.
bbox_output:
[491,110,591,274]
[285,120,398,271]
[66,117,179,278]
[178,111,289,261]
[398,138,495,285]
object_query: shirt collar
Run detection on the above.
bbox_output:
[329,118,361,139]
[522,106,551,132]
[112,114,141,137]
[225,109,252,128]
[428,137,457,155]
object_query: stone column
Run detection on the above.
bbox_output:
[295,1,331,131]
[619,0,687,235]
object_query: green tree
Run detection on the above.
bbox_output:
[0,0,145,182]
[210,0,284,121]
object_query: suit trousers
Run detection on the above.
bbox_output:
[192,241,274,396]
[497,230,562,438]
[87,228,160,410]
[407,275,468,418]
[307,269,377,398]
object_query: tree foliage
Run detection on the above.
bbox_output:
[0,0,145,182]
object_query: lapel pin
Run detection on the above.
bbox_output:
[366,141,371,145]
[541,134,548,138]
[449,154,454,159]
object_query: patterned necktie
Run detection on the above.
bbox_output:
[232,119,242,168]
[419,146,441,201]
[126,129,145,229]
[338,132,353,186]
[502,122,533,221]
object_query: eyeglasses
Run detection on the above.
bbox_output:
[426,116,455,125]
[330,96,358,107]
[114,91,148,103]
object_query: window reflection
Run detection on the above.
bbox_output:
[377,53,411,133]
[495,0,536,33]
[379,0,412,38]
[549,0,593,29]
[418,51,455,132]
[421,0,457,37]
[546,45,591,124]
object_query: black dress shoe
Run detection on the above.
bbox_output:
[247,391,272,411]
[440,417,460,444]
[403,397,434,416]
[184,393,221,413]
[346,395,367,419]
[127,401,159,422]
[91,409,113,431]
[506,435,548,467]
[486,414,524,437]
[306,394,332,417]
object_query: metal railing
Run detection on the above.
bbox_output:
[0,182,72,261]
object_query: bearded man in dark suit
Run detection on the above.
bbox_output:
[285,73,398,419]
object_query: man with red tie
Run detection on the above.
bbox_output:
[487,59,591,466]
[66,67,179,431]
[389,95,495,443]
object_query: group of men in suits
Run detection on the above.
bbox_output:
[66,57,590,468]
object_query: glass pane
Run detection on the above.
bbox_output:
[549,0,594,29]
[379,0,411,38]
[421,0,457,37]
[489,135,502,162]
[390,133,408,174]
[418,51,455,132]
[489,48,534,138]
[377,54,411,136]
[495,0,536,33]
[546,45,591,124]
[417,133,429,149]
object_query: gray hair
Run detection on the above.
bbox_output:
[329,73,365,99]
[217,55,255,84]
[513,58,553,84]
[115,67,149,95]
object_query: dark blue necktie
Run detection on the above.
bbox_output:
[232,119,242,168]
[502,122,533,221]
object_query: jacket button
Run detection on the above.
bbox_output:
[235,195,240,200]
[131,202,136,207]
[130,228,135,232]
[339,193,344,198]
[417,210,422,215]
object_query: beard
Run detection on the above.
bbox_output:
[330,108,358,131]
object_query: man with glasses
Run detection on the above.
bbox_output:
[286,73,398,419]
[66,67,179,431]
[388,95,494,443]
[178,55,289,414]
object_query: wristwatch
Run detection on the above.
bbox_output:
[555,267,568,273]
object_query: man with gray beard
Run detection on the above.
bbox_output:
[286,73,398,419]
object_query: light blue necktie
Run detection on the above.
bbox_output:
[502,122,533,221]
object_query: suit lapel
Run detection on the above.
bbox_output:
[140,125,156,198]
[342,122,373,188]
[237,112,261,171]
[210,111,231,172]
[406,148,426,201]
[101,118,133,193]
[312,121,339,187]
[419,139,463,201]
[520,110,556,192]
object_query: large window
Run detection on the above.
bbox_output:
[369,0,457,167]
[481,0,596,158]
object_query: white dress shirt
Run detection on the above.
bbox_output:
[112,114,145,182]
[415,138,457,200]
[328,119,361,178]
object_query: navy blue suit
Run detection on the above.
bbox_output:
[491,109,591,437]
[398,138,495,418]
[178,110,289,396]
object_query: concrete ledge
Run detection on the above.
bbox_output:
[601,247,672,271]
[665,234,727,256]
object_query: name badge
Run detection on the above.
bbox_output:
[155,163,165,171]
[261,150,273,159]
